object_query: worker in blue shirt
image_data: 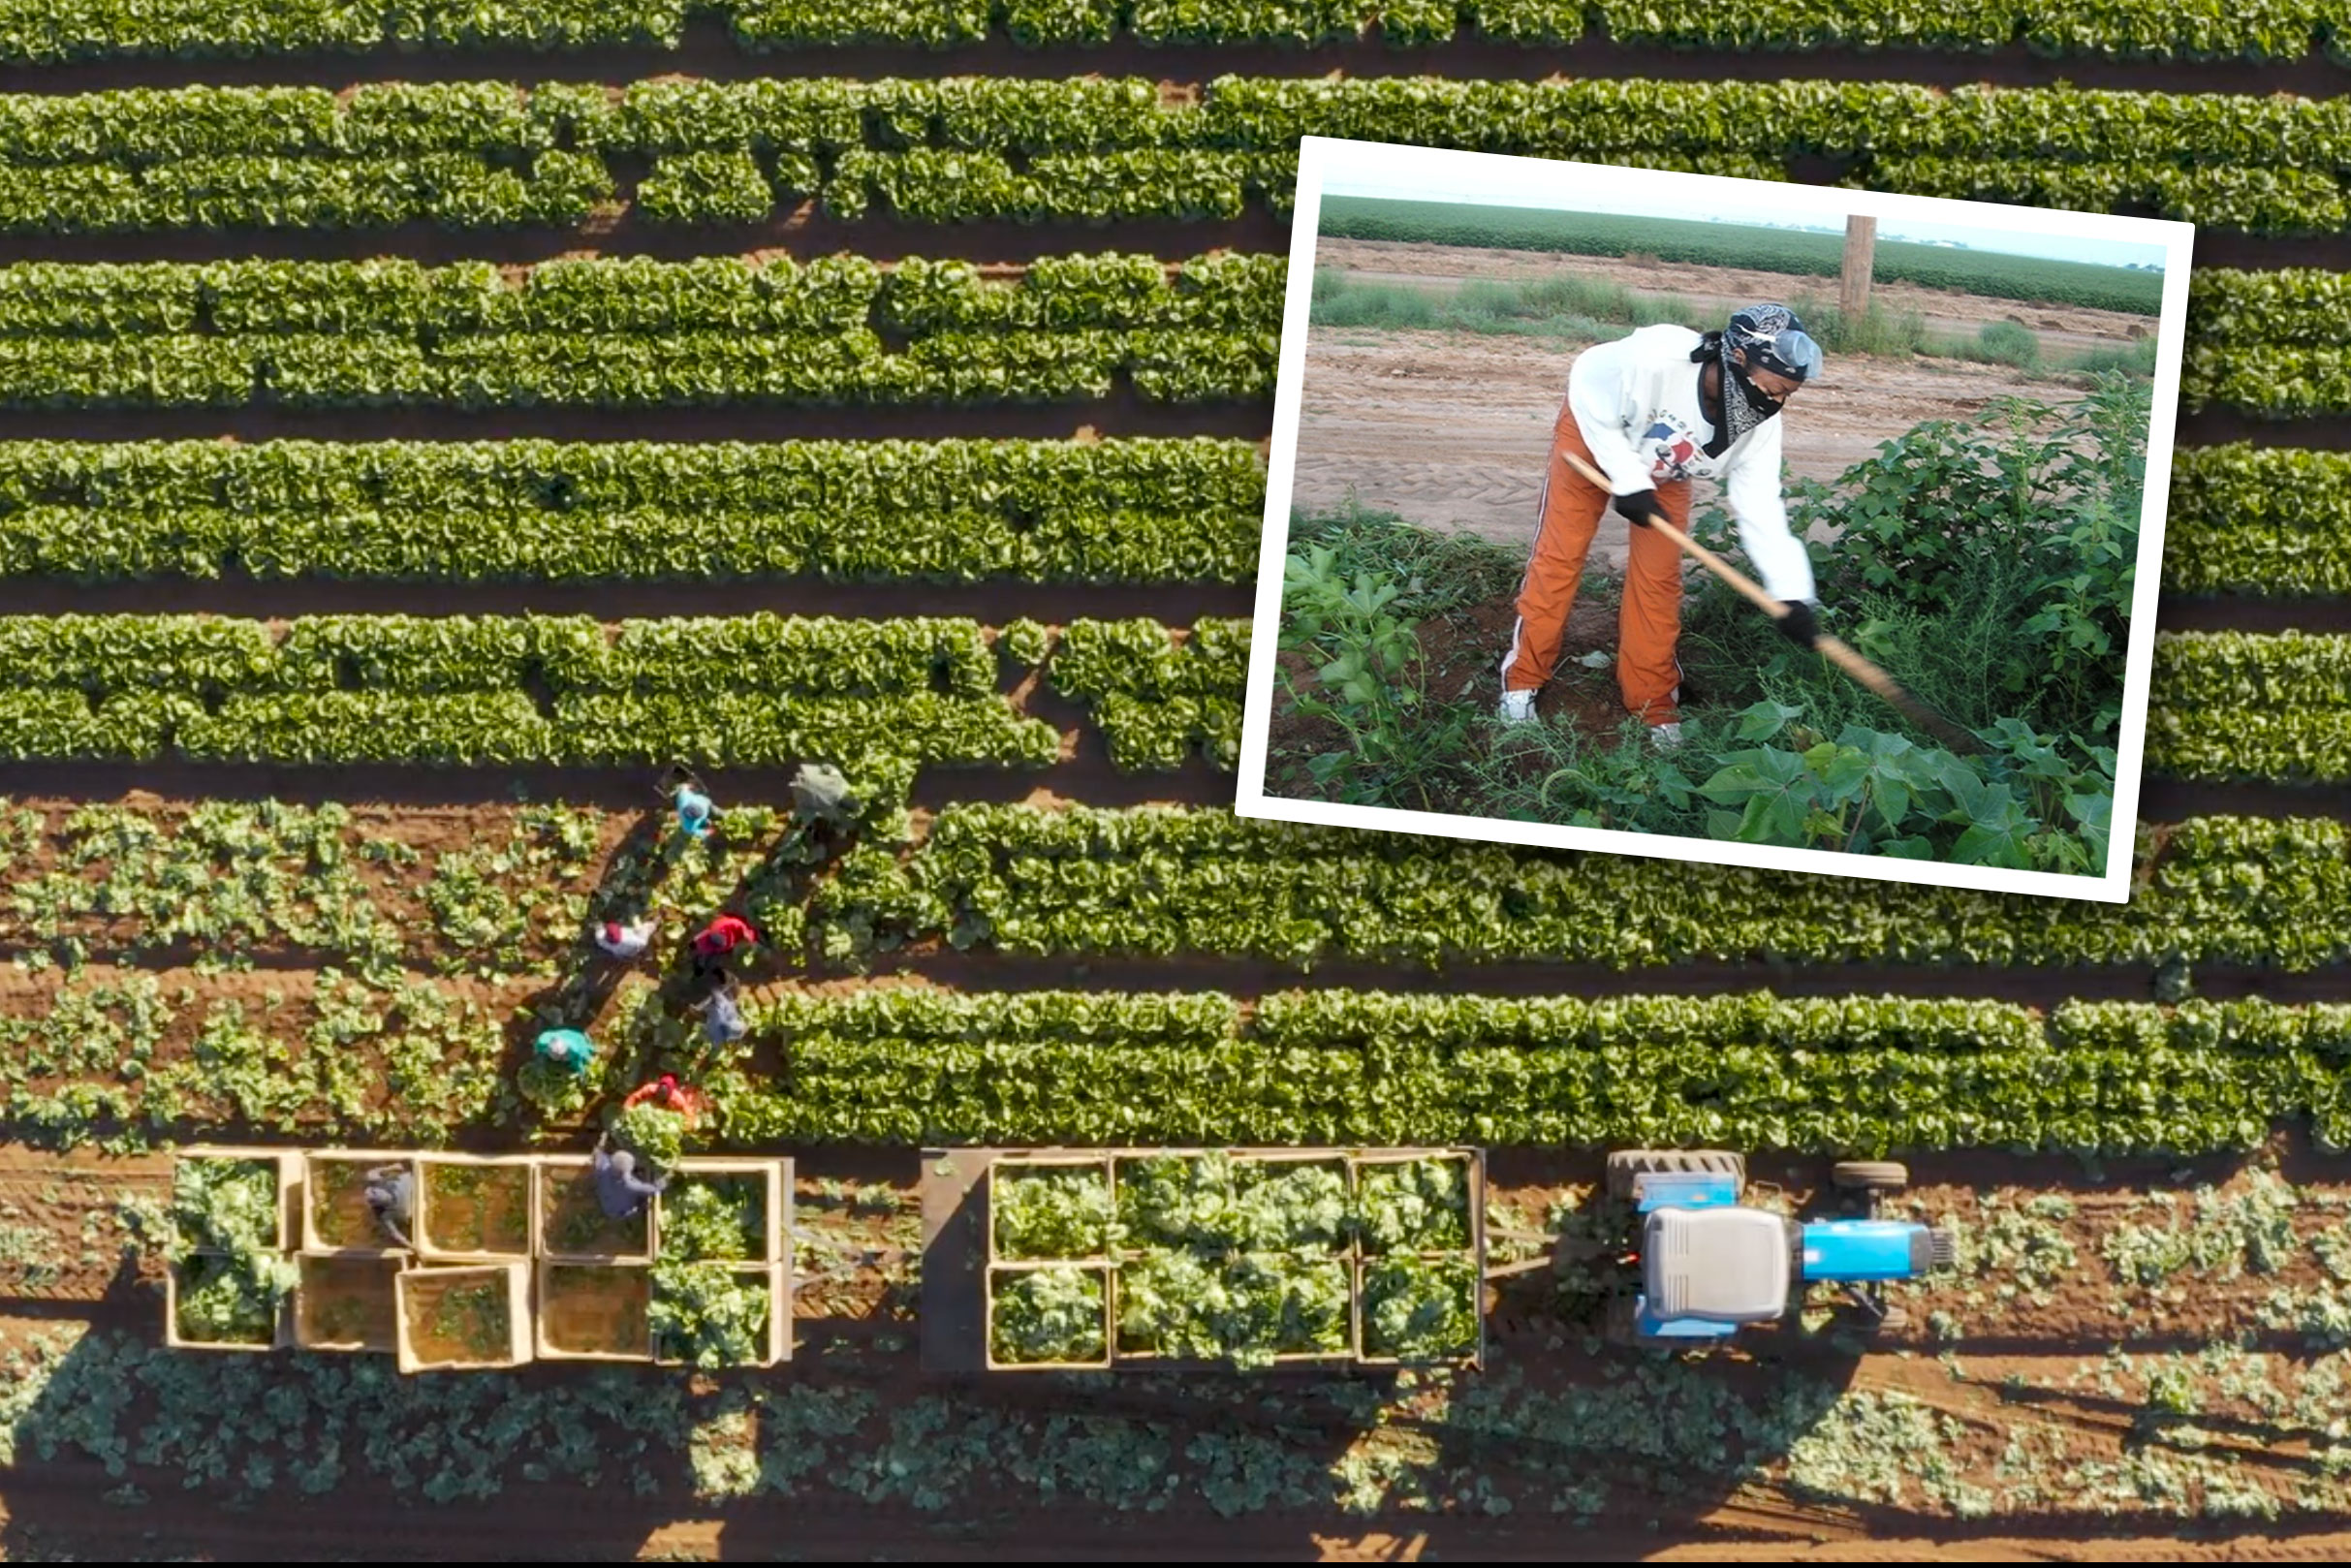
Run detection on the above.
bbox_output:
[693,974,748,1048]
[593,1134,667,1221]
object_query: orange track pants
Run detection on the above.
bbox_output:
[1499,410,1689,726]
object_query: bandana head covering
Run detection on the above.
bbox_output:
[1690,303,1822,445]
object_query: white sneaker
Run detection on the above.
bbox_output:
[1650,722,1684,751]
[1497,690,1538,725]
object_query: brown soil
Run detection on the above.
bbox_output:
[418,1163,532,1258]
[538,1263,652,1359]
[539,1165,652,1260]
[398,1270,515,1367]
[1290,320,2087,556]
[294,1255,402,1353]
[19,1149,2351,1555]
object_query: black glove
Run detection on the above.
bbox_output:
[1613,488,1665,529]
[1776,601,1819,649]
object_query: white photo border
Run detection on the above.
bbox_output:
[1234,135,2197,906]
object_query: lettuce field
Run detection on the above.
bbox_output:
[0,4,2344,1559]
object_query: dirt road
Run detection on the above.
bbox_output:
[1290,321,2089,568]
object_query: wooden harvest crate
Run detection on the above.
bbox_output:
[660,1158,789,1266]
[165,1252,293,1354]
[163,1147,298,1354]
[984,1260,1113,1372]
[414,1155,535,1264]
[394,1261,533,1374]
[292,1253,407,1355]
[301,1150,418,1257]
[1348,1150,1488,1369]
[650,1261,790,1370]
[533,1156,656,1265]
[534,1260,655,1364]
[935,1145,1489,1373]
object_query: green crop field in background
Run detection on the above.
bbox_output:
[1317,196,2167,315]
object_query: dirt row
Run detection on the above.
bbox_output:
[8,1141,2351,1556]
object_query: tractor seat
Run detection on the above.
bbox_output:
[1644,1207,1795,1324]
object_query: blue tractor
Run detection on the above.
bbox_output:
[1601,1149,1956,1346]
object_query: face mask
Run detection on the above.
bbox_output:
[1716,344,1784,446]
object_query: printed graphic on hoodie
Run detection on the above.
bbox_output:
[1641,416,1704,481]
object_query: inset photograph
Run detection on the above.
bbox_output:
[1238,137,2194,903]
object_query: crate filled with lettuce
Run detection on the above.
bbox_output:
[961,1146,1486,1372]
[1112,1151,1357,1371]
[984,1154,1115,1370]
[645,1156,793,1369]
[1351,1150,1486,1368]
[165,1148,296,1353]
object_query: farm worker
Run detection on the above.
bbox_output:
[362,1163,415,1249]
[1498,303,1825,749]
[689,912,760,982]
[693,975,748,1048]
[534,1026,597,1079]
[592,917,655,960]
[592,1136,667,1221]
[623,1073,707,1126]
[673,781,714,840]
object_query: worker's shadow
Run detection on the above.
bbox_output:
[514,802,674,1039]
[651,814,850,1012]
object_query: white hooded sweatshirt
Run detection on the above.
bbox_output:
[1566,323,1817,605]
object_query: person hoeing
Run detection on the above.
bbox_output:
[1498,303,1826,749]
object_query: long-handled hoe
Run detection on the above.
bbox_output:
[1556,449,1982,754]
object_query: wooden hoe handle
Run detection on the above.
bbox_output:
[1555,448,1982,755]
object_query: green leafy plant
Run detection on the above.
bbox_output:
[405,1273,514,1365]
[609,1103,687,1177]
[1116,1252,1349,1369]
[991,1164,1117,1261]
[650,1260,772,1368]
[1362,1256,1479,1361]
[1354,1158,1471,1253]
[660,1176,765,1264]
[988,1265,1107,1365]
[1273,545,1470,809]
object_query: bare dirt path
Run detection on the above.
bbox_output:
[1289,323,2087,568]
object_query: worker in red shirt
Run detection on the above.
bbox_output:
[688,913,760,986]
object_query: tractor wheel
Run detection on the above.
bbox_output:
[1605,1149,1745,1201]
[1831,1160,1909,1193]
[1872,1304,1911,1336]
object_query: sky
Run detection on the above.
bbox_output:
[1322,172,2170,271]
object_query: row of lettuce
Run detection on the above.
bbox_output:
[0,79,2345,234]
[0,612,1243,771]
[3,605,2349,784]
[0,611,2343,781]
[0,253,1277,407]
[0,437,2328,597]
[10,793,2349,972]
[4,0,2341,61]
[13,968,2351,1156]
[0,252,2335,415]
